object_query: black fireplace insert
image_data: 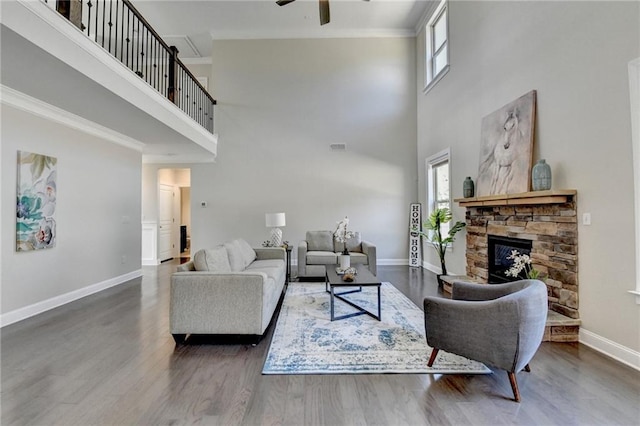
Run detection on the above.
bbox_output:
[488,235,533,283]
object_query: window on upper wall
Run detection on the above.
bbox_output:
[424,0,449,93]
[426,149,451,237]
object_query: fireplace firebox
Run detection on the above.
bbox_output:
[488,235,533,283]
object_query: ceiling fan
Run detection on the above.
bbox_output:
[277,0,369,26]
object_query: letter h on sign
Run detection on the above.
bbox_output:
[409,203,422,267]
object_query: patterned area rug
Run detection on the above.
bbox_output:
[262,282,491,375]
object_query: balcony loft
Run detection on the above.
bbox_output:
[1,0,218,163]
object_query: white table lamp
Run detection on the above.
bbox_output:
[265,212,286,247]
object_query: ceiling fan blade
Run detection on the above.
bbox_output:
[276,0,296,6]
[319,0,330,25]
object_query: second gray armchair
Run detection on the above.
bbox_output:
[298,230,377,279]
[423,279,548,402]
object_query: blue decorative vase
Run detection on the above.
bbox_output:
[532,159,552,191]
[463,177,475,198]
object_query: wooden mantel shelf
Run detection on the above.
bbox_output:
[454,189,577,207]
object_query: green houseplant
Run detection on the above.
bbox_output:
[415,207,466,277]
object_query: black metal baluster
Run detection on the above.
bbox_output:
[145,26,149,83]
[101,0,106,47]
[125,7,130,68]
[114,0,119,58]
[94,0,99,42]
[107,0,112,53]
[87,1,92,37]
[135,18,140,76]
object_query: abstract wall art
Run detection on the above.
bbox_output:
[16,151,57,251]
[476,90,537,196]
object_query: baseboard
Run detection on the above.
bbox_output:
[0,269,143,328]
[579,328,640,371]
[378,259,409,266]
[142,259,161,266]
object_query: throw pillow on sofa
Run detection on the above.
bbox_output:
[193,246,232,272]
[236,239,257,268]
[224,239,256,272]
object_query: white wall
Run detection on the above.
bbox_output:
[416,1,640,356]
[1,103,142,322]
[191,37,418,263]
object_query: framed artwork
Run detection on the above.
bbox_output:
[16,151,57,251]
[476,90,537,196]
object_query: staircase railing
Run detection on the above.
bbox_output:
[45,0,216,133]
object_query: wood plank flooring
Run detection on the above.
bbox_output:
[2,262,639,425]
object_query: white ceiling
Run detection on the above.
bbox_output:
[133,0,434,58]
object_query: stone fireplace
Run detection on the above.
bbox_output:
[456,190,580,341]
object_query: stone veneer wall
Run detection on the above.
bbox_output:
[465,200,579,319]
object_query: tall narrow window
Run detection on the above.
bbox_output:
[424,0,449,93]
[426,149,451,236]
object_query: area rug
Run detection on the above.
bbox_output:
[262,282,491,375]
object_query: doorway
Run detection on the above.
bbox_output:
[157,168,191,263]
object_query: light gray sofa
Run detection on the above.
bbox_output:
[297,230,377,279]
[170,239,286,343]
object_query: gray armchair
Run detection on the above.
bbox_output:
[298,230,377,279]
[423,279,548,402]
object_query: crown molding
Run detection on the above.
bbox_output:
[1,85,145,153]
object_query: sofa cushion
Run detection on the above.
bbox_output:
[306,251,338,265]
[245,259,286,285]
[236,238,257,269]
[347,252,368,265]
[224,240,246,272]
[347,232,363,253]
[306,230,334,252]
[193,247,232,272]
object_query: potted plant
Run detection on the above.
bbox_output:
[414,207,466,279]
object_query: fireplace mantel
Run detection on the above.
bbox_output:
[454,189,576,208]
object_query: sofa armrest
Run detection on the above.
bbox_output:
[254,247,285,261]
[298,240,308,276]
[177,261,195,272]
[362,240,377,276]
[171,271,272,335]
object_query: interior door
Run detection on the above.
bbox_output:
[158,184,174,261]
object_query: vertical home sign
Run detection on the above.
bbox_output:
[409,203,422,267]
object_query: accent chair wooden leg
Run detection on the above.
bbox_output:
[524,364,531,373]
[507,372,521,403]
[428,348,439,367]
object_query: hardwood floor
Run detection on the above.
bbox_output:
[2,262,639,425]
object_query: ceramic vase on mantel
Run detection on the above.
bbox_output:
[532,159,552,191]
[339,253,350,270]
[463,177,475,198]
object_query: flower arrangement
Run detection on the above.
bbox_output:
[334,216,355,255]
[505,250,541,280]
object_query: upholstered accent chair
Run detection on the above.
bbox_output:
[423,279,548,402]
[298,230,377,279]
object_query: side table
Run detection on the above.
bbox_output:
[285,245,293,283]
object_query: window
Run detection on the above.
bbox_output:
[424,0,449,93]
[426,148,451,237]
